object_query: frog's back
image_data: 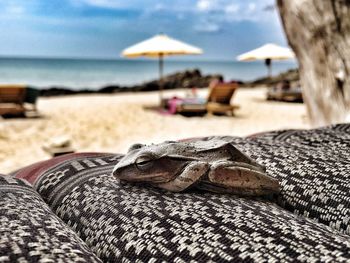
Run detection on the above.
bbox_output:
[155,139,233,162]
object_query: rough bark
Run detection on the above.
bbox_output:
[277,0,350,126]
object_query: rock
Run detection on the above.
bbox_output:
[39,87,95,97]
[98,85,121,93]
[42,135,75,157]
[132,69,222,92]
[37,68,301,97]
[243,68,299,87]
[38,69,223,97]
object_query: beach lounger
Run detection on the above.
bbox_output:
[0,85,26,116]
[0,85,40,117]
[266,81,303,102]
[176,82,239,116]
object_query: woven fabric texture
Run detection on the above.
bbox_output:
[0,174,101,263]
[32,123,350,263]
[220,123,350,234]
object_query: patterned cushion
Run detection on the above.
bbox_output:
[0,174,101,263]
[30,151,350,262]
[221,123,350,234]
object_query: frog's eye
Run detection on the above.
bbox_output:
[129,143,145,152]
[135,155,154,171]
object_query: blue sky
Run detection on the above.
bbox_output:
[0,0,287,60]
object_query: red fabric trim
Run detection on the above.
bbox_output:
[14,152,113,185]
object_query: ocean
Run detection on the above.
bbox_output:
[0,57,297,90]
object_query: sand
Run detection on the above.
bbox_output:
[0,87,309,173]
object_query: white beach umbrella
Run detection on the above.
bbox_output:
[121,34,203,102]
[237,43,295,77]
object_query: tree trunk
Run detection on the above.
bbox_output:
[276,0,350,126]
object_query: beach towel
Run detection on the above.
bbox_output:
[165,96,206,114]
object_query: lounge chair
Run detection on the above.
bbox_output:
[267,81,303,102]
[0,85,40,117]
[176,82,239,116]
[0,85,26,116]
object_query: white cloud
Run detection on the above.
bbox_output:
[72,0,163,9]
[0,1,29,17]
[194,0,275,23]
[196,0,215,12]
[72,0,269,22]
[248,3,256,12]
[72,0,124,8]
[154,3,165,11]
[224,3,239,15]
[194,21,220,33]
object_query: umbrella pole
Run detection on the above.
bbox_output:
[265,58,272,78]
[159,53,164,105]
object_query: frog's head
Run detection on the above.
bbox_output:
[113,142,197,183]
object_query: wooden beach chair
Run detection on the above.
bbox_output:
[176,82,240,116]
[0,85,40,117]
[206,82,240,115]
[0,85,26,116]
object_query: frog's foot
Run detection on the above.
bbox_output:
[155,161,209,192]
[202,161,280,196]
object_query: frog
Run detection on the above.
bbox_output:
[112,138,280,196]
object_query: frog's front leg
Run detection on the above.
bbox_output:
[155,161,209,192]
[205,161,280,196]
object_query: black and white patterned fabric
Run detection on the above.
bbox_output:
[218,123,350,234]
[0,174,101,263]
[32,126,350,263]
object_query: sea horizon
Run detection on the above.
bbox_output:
[0,56,297,90]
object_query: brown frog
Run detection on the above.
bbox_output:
[112,139,280,196]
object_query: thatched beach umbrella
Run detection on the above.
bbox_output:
[121,34,203,103]
[237,43,295,77]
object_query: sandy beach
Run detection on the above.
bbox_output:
[0,87,309,173]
